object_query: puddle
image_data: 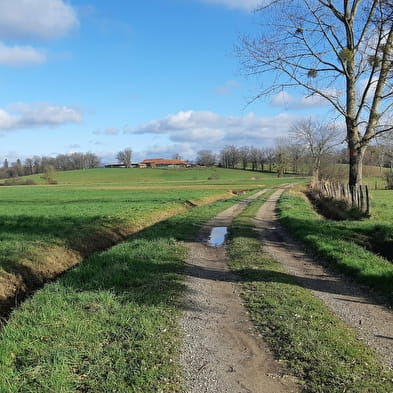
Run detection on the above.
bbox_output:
[207,227,228,247]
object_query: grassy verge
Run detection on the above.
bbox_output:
[227,197,393,392]
[277,189,393,304]
[0,191,255,392]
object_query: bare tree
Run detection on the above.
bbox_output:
[287,141,306,175]
[196,150,216,166]
[219,145,239,169]
[249,147,259,171]
[256,148,267,172]
[274,139,290,177]
[264,148,276,173]
[377,131,393,170]
[116,148,132,168]
[24,158,34,175]
[238,146,250,170]
[240,0,393,186]
[84,153,100,169]
[290,119,343,182]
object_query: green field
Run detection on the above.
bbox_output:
[20,167,303,187]
[1,168,393,391]
[0,167,302,307]
[0,167,284,392]
[0,195,256,392]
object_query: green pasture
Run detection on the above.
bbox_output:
[0,186,218,274]
[0,167,305,308]
[0,167,304,283]
[21,167,303,188]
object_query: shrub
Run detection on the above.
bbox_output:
[2,178,36,186]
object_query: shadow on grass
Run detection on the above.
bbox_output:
[277,216,393,304]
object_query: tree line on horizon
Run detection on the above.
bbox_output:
[0,152,100,179]
[198,119,393,182]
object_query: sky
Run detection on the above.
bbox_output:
[0,0,331,164]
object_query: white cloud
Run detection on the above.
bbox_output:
[0,103,83,130]
[199,0,261,11]
[139,143,195,161]
[0,0,79,41]
[0,42,46,66]
[133,111,221,135]
[271,91,329,109]
[129,110,298,154]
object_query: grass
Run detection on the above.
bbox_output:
[0,168,301,305]
[227,197,393,393]
[0,184,232,306]
[20,167,303,188]
[277,188,393,303]
[0,191,255,392]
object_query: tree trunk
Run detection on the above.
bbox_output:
[312,157,320,184]
[348,144,366,187]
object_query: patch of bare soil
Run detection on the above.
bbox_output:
[254,188,393,370]
[180,191,299,393]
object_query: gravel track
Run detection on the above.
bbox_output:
[180,191,299,393]
[180,187,393,393]
[254,188,393,370]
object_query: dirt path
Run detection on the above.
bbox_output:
[254,188,393,370]
[180,191,299,393]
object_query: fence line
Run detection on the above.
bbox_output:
[311,180,370,216]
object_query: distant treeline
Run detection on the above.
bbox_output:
[0,152,100,179]
[200,143,393,178]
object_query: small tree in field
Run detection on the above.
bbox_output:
[42,165,57,184]
[116,148,132,168]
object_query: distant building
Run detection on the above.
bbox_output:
[104,158,190,168]
[141,158,189,168]
[104,163,126,168]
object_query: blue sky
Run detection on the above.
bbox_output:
[0,0,328,164]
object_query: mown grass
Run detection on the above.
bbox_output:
[0,191,255,392]
[278,189,393,303]
[227,197,393,393]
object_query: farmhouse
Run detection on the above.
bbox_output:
[141,158,189,168]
